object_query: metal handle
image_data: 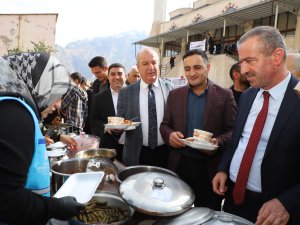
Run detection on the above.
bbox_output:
[152,178,165,189]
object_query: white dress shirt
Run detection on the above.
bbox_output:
[139,79,165,147]
[110,88,118,114]
[230,73,291,192]
[110,88,126,144]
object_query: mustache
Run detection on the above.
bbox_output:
[244,72,255,78]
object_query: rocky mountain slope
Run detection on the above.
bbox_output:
[55,31,147,81]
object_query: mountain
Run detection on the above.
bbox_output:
[55,31,148,81]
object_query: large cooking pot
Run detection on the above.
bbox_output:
[153,207,254,225]
[69,192,134,225]
[119,171,195,217]
[51,158,90,193]
[75,148,117,161]
[51,157,119,194]
[116,165,178,183]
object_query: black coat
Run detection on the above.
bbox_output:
[219,76,300,224]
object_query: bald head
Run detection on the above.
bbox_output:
[136,47,159,84]
[286,53,300,79]
[127,65,140,85]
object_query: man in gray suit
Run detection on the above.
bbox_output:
[117,47,174,166]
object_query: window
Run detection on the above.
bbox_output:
[164,40,181,57]
[254,12,296,36]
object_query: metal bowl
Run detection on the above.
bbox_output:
[116,165,178,183]
[75,148,117,161]
[51,158,89,176]
[69,191,134,225]
[51,158,90,193]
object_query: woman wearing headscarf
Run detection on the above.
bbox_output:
[0,52,84,225]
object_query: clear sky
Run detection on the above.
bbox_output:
[0,0,194,46]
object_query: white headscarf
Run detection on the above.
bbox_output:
[1,52,71,111]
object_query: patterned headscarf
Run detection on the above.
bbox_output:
[1,52,71,111]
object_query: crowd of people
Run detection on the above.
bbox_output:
[1,25,300,224]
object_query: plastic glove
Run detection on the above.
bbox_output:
[54,196,85,220]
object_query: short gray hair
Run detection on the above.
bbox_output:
[136,47,159,65]
[238,26,286,61]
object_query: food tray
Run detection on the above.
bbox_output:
[54,172,104,204]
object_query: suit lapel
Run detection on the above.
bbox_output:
[264,78,299,157]
[132,81,141,119]
[158,78,168,106]
[107,90,116,116]
[182,87,189,135]
[234,88,259,144]
[203,81,214,128]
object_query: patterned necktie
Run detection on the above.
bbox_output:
[233,91,270,205]
[148,84,157,149]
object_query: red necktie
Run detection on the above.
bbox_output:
[233,91,270,205]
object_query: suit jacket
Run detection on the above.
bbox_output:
[117,78,174,166]
[91,89,120,150]
[160,80,237,176]
[92,79,110,95]
[219,76,300,224]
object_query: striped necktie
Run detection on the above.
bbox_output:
[148,84,157,149]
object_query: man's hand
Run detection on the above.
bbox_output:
[212,171,228,196]
[255,198,290,225]
[169,131,185,148]
[210,138,219,146]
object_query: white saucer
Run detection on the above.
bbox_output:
[104,123,131,129]
[181,138,218,151]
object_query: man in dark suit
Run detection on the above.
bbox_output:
[160,49,237,209]
[213,26,300,225]
[91,63,126,161]
[117,47,174,167]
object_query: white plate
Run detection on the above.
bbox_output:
[46,149,69,157]
[54,172,104,204]
[104,123,131,129]
[125,122,141,130]
[181,138,218,151]
[47,141,66,149]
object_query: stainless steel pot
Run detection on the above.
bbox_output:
[119,171,195,217]
[51,157,119,194]
[75,148,117,161]
[153,208,254,225]
[51,158,90,193]
[116,165,178,183]
[69,192,134,225]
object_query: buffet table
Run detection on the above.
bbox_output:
[49,148,158,225]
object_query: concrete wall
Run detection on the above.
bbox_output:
[161,33,297,89]
[162,53,235,88]
[0,14,58,56]
[157,0,300,89]
[161,0,262,33]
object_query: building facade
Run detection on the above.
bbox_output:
[0,14,58,56]
[136,0,300,88]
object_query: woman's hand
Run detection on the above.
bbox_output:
[44,136,54,146]
[60,134,77,150]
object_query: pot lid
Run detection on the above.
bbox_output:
[119,172,195,216]
[153,207,214,225]
[202,211,254,225]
